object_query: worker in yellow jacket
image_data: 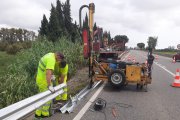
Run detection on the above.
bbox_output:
[35,52,68,117]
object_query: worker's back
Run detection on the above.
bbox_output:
[36,53,56,81]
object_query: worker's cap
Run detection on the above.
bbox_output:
[56,52,65,59]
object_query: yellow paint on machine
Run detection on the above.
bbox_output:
[126,65,141,82]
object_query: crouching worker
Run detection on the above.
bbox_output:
[35,52,65,118]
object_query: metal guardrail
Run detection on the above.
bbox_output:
[0,83,66,120]
[60,81,102,113]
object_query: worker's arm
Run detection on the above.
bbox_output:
[46,69,53,86]
[58,74,65,84]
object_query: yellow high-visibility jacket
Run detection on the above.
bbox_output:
[36,53,56,85]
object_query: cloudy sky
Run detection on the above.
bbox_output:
[0,0,180,49]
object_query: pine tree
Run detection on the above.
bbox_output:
[108,31,111,43]
[74,20,77,26]
[83,20,85,29]
[63,0,72,36]
[56,0,65,34]
[93,22,97,31]
[39,14,49,36]
[71,21,81,42]
[84,13,88,29]
[48,4,61,42]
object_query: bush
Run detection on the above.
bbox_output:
[21,41,32,49]
[0,41,8,51]
[6,43,23,55]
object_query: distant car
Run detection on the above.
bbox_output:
[173,52,180,61]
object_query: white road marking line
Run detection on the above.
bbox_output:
[154,62,175,76]
[73,84,105,120]
[162,66,166,68]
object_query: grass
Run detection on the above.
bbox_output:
[154,51,177,58]
[0,51,15,76]
[155,51,177,55]
[68,81,89,97]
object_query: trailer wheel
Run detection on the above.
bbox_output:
[108,70,126,88]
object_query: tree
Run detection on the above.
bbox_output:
[39,14,49,36]
[114,35,129,50]
[168,46,175,50]
[74,20,77,26]
[147,36,158,49]
[114,35,129,43]
[107,31,111,43]
[137,43,145,49]
[93,22,97,31]
[17,28,23,42]
[48,4,61,42]
[63,0,72,35]
[56,0,65,33]
[0,28,35,44]
[83,13,88,29]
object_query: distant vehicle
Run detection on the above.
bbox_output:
[173,52,180,61]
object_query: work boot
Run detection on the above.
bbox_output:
[34,115,43,120]
[51,103,63,113]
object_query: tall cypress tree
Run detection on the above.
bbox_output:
[39,14,49,36]
[83,20,85,29]
[63,0,73,36]
[56,0,65,33]
[84,13,88,29]
[108,31,111,42]
[74,20,77,27]
[82,13,88,29]
[93,22,97,31]
[48,4,61,42]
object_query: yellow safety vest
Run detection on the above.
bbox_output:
[36,53,56,84]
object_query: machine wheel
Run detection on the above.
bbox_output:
[108,70,126,88]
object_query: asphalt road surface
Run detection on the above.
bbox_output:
[47,50,180,120]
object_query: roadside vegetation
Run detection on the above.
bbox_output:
[0,52,16,76]
[136,36,179,58]
[154,49,178,58]
[0,0,88,109]
[0,37,86,108]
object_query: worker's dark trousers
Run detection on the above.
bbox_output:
[148,64,152,78]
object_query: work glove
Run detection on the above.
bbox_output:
[48,85,55,93]
[51,75,56,81]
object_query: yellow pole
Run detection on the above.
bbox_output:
[89,3,95,59]
[89,3,95,88]
[89,3,95,35]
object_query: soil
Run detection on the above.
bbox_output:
[67,67,90,97]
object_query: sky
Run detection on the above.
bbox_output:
[0,0,180,49]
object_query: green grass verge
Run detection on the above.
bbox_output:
[154,51,177,58]
[155,51,177,55]
[0,52,15,76]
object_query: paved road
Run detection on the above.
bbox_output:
[47,50,180,120]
